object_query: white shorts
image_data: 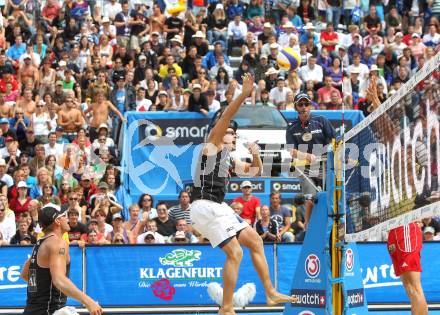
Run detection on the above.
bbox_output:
[190,199,249,248]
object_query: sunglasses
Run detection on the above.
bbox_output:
[95,213,105,217]
[296,102,310,107]
[36,105,44,108]
[69,197,78,201]
[143,198,151,202]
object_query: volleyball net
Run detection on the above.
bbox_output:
[342,52,440,242]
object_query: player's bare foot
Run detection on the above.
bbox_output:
[266,291,294,305]
[218,307,236,315]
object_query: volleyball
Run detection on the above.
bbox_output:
[277,47,301,72]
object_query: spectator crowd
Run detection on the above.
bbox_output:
[0,0,440,245]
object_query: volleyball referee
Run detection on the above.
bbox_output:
[286,93,336,229]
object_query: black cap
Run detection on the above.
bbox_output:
[39,203,66,228]
[21,234,32,241]
[228,120,238,132]
[294,93,311,103]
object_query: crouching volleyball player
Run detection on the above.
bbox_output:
[387,222,428,315]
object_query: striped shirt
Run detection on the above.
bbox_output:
[168,205,192,225]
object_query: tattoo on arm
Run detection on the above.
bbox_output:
[58,248,66,256]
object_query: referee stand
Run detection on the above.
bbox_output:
[283,143,369,315]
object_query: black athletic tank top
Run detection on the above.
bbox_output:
[23,235,70,315]
[191,147,233,204]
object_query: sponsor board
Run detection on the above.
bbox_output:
[138,118,210,145]
[290,289,326,308]
[346,288,365,307]
[304,254,321,280]
[228,180,265,193]
[345,248,354,273]
[271,180,302,193]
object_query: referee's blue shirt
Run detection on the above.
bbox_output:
[286,115,336,153]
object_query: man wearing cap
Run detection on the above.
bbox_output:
[21,203,102,315]
[18,54,39,86]
[254,54,270,82]
[286,93,336,229]
[232,180,261,225]
[191,74,292,312]
[342,67,364,107]
[278,21,297,48]
[19,127,41,157]
[192,31,209,56]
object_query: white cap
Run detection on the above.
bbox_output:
[270,43,279,49]
[17,181,28,188]
[350,67,360,74]
[22,54,31,60]
[265,67,279,76]
[283,21,294,28]
[192,83,202,91]
[171,35,183,44]
[101,16,110,23]
[0,159,6,166]
[395,32,403,37]
[192,31,205,38]
[370,64,379,71]
[304,22,315,30]
[98,123,108,130]
[158,90,168,96]
[215,3,223,10]
[240,180,252,188]
[59,60,67,67]
[264,22,272,28]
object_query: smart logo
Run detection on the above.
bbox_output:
[347,288,365,307]
[298,311,316,315]
[305,254,320,279]
[346,248,354,273]
[291,289,326,308]
[144,121,163,141]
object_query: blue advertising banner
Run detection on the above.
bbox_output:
[85,244,274,306]
[283,192,332,315]
[122,111,364,203]
[278,242,440,305]
[0,246,83,307]
[357,242,440,303]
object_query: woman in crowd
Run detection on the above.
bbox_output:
[31,100,51,143]
[137,193,157,221]
[9,181,31,221]
[30,167,57,199]
[255,205,279,242]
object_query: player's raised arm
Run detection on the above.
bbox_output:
[208,74,254,147]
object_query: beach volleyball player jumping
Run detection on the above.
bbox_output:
[190,74,293,315]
